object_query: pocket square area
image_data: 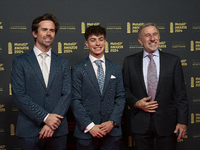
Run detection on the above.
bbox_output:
[111,75,116,79]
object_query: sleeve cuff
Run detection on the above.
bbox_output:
[84,122,95,133]
[43,113,49,122]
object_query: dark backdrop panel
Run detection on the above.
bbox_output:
[0,0,200,149]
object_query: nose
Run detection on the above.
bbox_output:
[150,35,155,41]
[46,30,51,35]
[96,40,100,45]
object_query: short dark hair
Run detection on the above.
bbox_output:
[84,25,106,41]
[138,22,159,38]
[32,13,59,42]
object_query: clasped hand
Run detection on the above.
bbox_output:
[89,121,114,138]
[39,113,63,139]
[45,113,63,130]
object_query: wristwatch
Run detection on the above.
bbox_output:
[110,120,118,127]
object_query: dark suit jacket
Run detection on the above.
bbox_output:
[71,57,125,139]
[123,50,188,136]
[11,49,71,137]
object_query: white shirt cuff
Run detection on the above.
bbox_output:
[43,113,49,122]
[84,122,95,133]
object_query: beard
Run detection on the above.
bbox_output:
[143,40,160,52]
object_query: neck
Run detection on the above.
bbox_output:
[35,45,51,53]
[91,53,104,59]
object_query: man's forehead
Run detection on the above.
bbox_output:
[142,26,158,33]
[38,20,55,28]
[89,34,105,38]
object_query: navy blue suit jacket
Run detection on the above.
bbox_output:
[11,49,71,137]
[71,57,125,139]
[123,50,188,136]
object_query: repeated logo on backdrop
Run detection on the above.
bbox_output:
[8,42,29,54]
[0,22,3,29]
[1,11,200,148]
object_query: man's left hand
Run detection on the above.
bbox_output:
[100,121,114,134]
[174,123,187,141]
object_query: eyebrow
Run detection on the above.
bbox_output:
[145,32,158,35]
[89,37,104,40]
[41,28,55,31]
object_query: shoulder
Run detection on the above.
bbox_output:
[160,51,180,60]
[72,57,88,68]
[71,58,88,75]
[106,59,120,66]
[106,58,121,70]
[71,58,89,77]
[124,51,143,60]
[52,52,69,65]
[13,51,31,63]
[52,52,68,61]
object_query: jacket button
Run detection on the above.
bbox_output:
[46,94,49,97]
[101,99,103,102]
[99,111,102,114]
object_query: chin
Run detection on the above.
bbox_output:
[149,46,158,51]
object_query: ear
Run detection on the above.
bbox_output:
[32,31,37,39]
[138,37,143,46]
[85,41,88,47]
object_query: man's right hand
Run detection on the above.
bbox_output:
[44,114,63,130]
[135,96,158,113]
[89,125,106,138]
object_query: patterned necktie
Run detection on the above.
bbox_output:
[147,54,158,101]
[41,53,49,87]
[94,60,105,94]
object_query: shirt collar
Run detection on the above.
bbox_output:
[143,49,159,58]
[33,45,51,57]
[89,54,105,63]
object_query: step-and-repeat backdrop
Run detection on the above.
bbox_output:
[0,1,200,150]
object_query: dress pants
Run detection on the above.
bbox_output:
[77,134,122,150]
[19,135,67,150]
[133,114,177,150]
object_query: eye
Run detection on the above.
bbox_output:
[50,29,55,33]
[90,39,95,42]
[153,32,158,36]
[99,38,104,41]
[145,34,150,37]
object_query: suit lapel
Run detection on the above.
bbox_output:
[26,49,46,89]
[156,51,168,97]
[102,58,112,96]
[135,51,147,94]
[83,57,102,96]
[47,52,59,90]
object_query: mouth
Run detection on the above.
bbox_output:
[94,47,102,50]
[148,41,158,47]
[44,36,52,42]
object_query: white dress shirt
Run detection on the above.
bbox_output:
[143,49,160,92]
[89,54,106,77]
[33,45,51,75]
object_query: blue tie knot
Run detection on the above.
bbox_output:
[94,60,102,66]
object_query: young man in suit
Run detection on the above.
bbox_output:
[71,25,125,150]
[122,22,188,150]
[11,13,71,150]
